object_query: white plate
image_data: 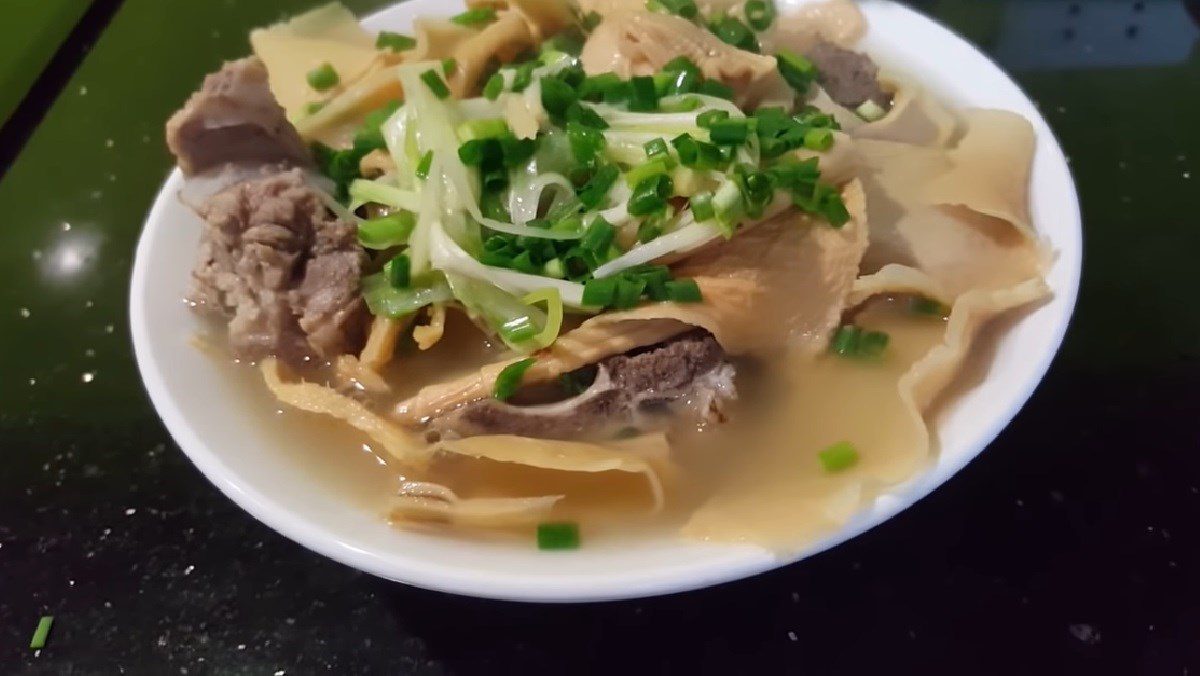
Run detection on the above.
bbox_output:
[130,0,1081,602]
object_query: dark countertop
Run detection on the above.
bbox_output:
[2,0,1198,673]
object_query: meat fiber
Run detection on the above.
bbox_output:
[190,169,368,362]
[166,57,311,176]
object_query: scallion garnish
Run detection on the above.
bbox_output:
[358,211,416,249]
[30,616,53,650]
[577,164,619,209]
[643,137,670,158]
[306,63,339,91]
[708,118,750,145]
[450,7,497,27]
[537,522,580,550]
[628,76,659,111]
[385,254,412,288]
[818,441,859,472]
[696,109,730,128]
[566,121,606,164]
[493,358,537,401]
[910,296,950,316]
[540,76,578,117]
[376,31,417,52]
[420,68,451,99]
[690,191,715,221]
[803,127,834,151]
[665,278,703,303]
[582,277,618,307]
[830,325,889,359]
[709,16,759,52]
[777,50,817,93]
[628,174,674,216]
[581,216,615,254]
[744,0,776,31]
[415,150,433,179]
[483,72,505,100]
[458,118,510,140]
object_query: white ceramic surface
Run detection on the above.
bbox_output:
[130,0,1082,602]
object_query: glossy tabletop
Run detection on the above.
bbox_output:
[1,0,1198,673]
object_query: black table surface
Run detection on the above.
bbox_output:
[2,0,1199,673]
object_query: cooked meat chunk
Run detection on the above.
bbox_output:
[190,168,368,362]
[805,40,891,109]
[166,57,311,176]
[430,333,736,440]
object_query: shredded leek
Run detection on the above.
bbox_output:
[521,288,565,349]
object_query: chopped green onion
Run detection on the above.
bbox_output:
[566,102,609,129]
[450,7,497,27]
[637,218,664,243]
[566,121,606,164]
[542,258,566,279]
[745,0,775,30]
[420,68,451,99]
[521,288,565,349]
[363,272,454,318]
[577,164,619,208]
[457,118,510,140]
[306,63,339,91]
[818,441,859,472]
[304,101,327,116]
[910,296,950,316]
[385,254,411,288]
[803,127,834,151]
[30,616,53,650]
[660,95,702,112]
[643,137,670,158]
[624,157,673,187]
[696,109,730,128]
[777,49,817,93]
[511,250,538,274]
[709,16,759,52]
[582,277,618,307]
[376,31,417,52]
[536,521,580,550]
[442,57,458,76]
[708,119,750,145]
[511,61,538,93]
[358,211,416,249]
[493,358,537,401]
[579,72,624,101]
[458,139,490,165]
[415,150,433,179]
[499,134,538,167]
[690,191,715,221]
[582,10,603,30]
[665,278,703,303]
[628,174,674,216]
[483,72,505,100]
[856,99,887,122]
[627,76,659,111]
[540,76,578,117]
[829,325,888,358]
[613,276,648,308]
[695,80,734,99]
[581,216,615,253]
[651,0,698,19]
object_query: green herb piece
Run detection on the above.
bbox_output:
[803,127,834,151]
[709,16,759,52]
[566,121,606,164]
[628,76,659,111]
[624,157,673,187]
[628,174,674,216]
[415,150,433,179]
[643,137,670,158]
[576,164,619,209]
[376,31,417,52]
[665,278,703,302]
[385,254,411,288]
[581,217,615,253]
[420,68,451,99]
[744,0,775,31]
[582,11,603,30]
[582,277,618,307]
[483,72,505,100]
[537,522,580,550]
[708,119,750,145]
[909,296,950,317]
[493,358,537,401]
[458,118,510,140]
[696,79,735,99]
[566,102,609,129]
[651,0,698,19]
[511,61,539,92]
[829,325,889,358]
[541,77,578,118]
[358,211,416,249]
[306,63,339,91]
[30,616,53,650]
[777,49,817,93]
[305,101,326,115]
[613,276,648,308]
[441,57,458,76]
[818,441,859,472]
[451,7,498,27]
[690,191,715,221]
[696,109,730,128]
[579,72,623,101]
